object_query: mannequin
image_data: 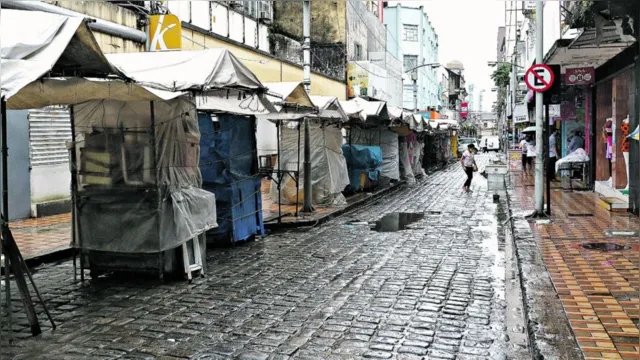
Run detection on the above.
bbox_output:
[604,118,613,185]
[621,114,630,190]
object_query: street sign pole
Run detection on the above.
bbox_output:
[534,0,545,215]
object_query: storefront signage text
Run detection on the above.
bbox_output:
[565,67,594,86]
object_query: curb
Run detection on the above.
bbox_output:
[504,184,584,360]
[264,180,407,231]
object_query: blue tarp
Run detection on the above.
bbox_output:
[342,144,383,190]
[199,113,264,243]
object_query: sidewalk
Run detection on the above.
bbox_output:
[508,171,640,359]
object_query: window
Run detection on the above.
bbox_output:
[354,43,362,61]
[403,24,418,42]
[243,0,272,20]
[403,55,418,73]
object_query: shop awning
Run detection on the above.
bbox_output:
[544,27,635,67]
[107,49,266,92]
[2,9,122,107]
[522,126,537,132]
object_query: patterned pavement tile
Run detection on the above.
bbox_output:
[507,155,640,360]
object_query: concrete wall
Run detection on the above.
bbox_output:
[167,1,270,53]
[48,1,143,53]
[273,1,346,44]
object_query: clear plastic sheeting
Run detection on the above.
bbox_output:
[556,148,589,173]
[270,121,350,206]
[72,98,217,253]
[411,140,427,178]
[398,139,416,185]
[349,127,400,180]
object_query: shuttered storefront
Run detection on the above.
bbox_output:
[28,106,72,167]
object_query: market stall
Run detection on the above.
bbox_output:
[262,84,350,210]
[340,97,398,185]
[106,49,272,246]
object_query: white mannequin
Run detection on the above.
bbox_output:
[623,114,630,190]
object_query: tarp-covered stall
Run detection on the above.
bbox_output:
[265,89,350,207]
[341,97,399,184]
[107,49,270,245]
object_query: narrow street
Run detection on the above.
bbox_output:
[1,155,523,360]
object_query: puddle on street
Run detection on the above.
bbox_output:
[372,212,424,232]
[581,242,630,251]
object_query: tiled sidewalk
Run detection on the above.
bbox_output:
[509,172,640,359]
[9,213,71,260]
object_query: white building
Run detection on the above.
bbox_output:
[384,4,440,110]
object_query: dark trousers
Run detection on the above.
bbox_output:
[548,156,557,180]
[464,166,473,188]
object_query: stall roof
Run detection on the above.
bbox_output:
[264,82,314,108]
[545,27,635,67]
[339,97,390,122]
[310,96,347,120]
[387,106,403,120]
[106,49,265,92]
[2,9,120,103]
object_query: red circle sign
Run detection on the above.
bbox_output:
[524,64,555,93]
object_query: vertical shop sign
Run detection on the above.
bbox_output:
[460,102,468,119]
[565,67,594,86]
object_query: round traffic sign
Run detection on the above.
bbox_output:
[524,64,555,93]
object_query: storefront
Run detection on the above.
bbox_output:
[592,44,637,207]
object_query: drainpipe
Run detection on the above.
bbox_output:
[1,0,146,43]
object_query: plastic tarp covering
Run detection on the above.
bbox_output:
[270,121,350,205]
[556,148,589,173]
[349,127,400,180]
[259,82,315,121]
[107,49,264,91]
[398,139,416,185]
[199,113,264,242]
[72,98,217,253]
[1,9,118,104]
[411,140,427,178]
[341,144,382,190]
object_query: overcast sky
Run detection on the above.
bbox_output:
[398,0,505,112]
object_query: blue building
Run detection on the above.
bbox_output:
[384,4,440,111]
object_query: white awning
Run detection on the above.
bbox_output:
[106,49,265,92]
[339,97,389,122]
[2,9,120,104]
[310,95,347,120]
[257,82,315,121]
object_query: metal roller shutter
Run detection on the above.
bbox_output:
[28,106,72,167]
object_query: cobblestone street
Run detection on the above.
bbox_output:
[1,156,518,360]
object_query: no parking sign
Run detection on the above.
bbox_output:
[524,64,555,93]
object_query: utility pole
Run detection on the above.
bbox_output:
[511,55,517,149]
[302,0,313,213]
[534,0,545,214]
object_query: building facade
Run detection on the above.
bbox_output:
[384,5,440,111]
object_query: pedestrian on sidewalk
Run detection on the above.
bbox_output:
[460,143,477,193]
[520,135,532,175]
[549,127,559,181]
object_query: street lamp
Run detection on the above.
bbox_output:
[404,63,442,111]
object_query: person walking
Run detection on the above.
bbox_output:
[519,135,532,175]
[460,143,477,193]
[549,128,559,181]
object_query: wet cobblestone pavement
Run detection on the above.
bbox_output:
[0,155,517,359]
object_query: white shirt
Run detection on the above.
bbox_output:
[461,150,475,167]
[549,133,557,158]
[519,139,529,154]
